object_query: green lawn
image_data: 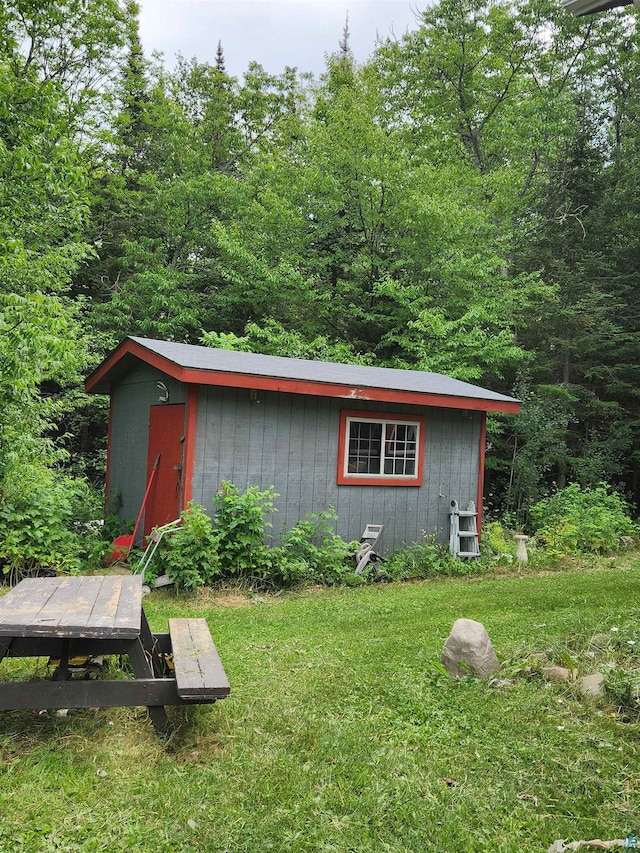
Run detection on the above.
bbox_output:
[1,563,639,852]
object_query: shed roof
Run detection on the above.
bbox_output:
[86,336,520,413]
[561,0,636,14]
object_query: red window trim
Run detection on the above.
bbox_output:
[337,410,425,486]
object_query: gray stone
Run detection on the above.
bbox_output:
[543,665,572,683]
[578,673,605,698]
[488,678,513,689]
[440,618,499,679]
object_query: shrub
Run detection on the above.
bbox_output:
[530,483,635,555]
[483,520,515,560]
[0,468,101,582]
[153,503,220,590]
[277,508,357,586]
[212,482,277,580]
[146,488,358,590]
[384,535,483,581]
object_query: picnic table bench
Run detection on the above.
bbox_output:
[0,574,230,732]
[169,618,230,701]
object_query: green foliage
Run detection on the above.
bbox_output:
[151,485,281,589]
[0,466,101,581]
[211,482,277,580]
[202,320,372,365]
[155,503,220,590]
[276,508,357,586]
[5,0,640,546]
[149,488,357,590]
[0,0,129,567]
[384,536,485,581]
[530,483,635,555]
[483,520,514,559]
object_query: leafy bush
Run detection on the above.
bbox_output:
[153,503,220,590]
[212,482,277,580]
[530,483,635,555]
[147,488,357,590]
[384,535,484,581]
[276,508,357,586]
[0,467,101,582]
[483,520,515,560]
[150,484,279,588]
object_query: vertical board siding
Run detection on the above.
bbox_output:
[192,388,483,554]
[109,366,186,525]
[274,393,294,527]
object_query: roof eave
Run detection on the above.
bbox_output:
[562,0,636,14]
[85,338,520,414]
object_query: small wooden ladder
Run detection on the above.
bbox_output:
[449,500,480,558]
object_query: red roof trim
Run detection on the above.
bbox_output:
[85,338,520,414]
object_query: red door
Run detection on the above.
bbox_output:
[144,404,185,536]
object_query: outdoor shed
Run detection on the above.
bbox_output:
[85,337,520,554]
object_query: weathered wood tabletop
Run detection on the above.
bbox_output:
[0,575,143,639]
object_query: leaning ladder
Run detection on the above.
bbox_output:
[449,500,480,558]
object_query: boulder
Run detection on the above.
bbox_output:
[440,618,499,679]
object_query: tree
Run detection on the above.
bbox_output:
[0,1,128,570]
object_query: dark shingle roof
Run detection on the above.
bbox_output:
[86,336,520,411]
[562,0,635,14]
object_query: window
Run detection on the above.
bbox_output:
[337,411,424,486]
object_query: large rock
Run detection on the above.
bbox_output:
[441,618,499,679]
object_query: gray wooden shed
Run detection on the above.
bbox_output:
[86,337,520,554]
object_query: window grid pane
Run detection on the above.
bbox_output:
[348,421,382,474]
[347,418,419,478]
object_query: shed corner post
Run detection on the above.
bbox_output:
[104,389,114,517]
[477,411,487,542]
[182,384,199,509]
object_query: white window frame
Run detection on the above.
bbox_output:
[338,411,424,486]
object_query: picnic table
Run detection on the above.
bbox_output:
[0,574,230,732]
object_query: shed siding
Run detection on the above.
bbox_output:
[109,365,186,524]
[192,387,481,554]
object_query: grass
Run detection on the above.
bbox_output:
[1,560,639,852]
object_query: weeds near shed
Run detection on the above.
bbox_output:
[151,486,357,590]
[530,484,636,555]
[384,535,486,581]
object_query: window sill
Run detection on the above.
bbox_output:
[337,474,423,487]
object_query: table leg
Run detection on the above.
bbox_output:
[125,637,170,734]
[0,638,12,664]
[53,638,71,681]
[139,610,166,677]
